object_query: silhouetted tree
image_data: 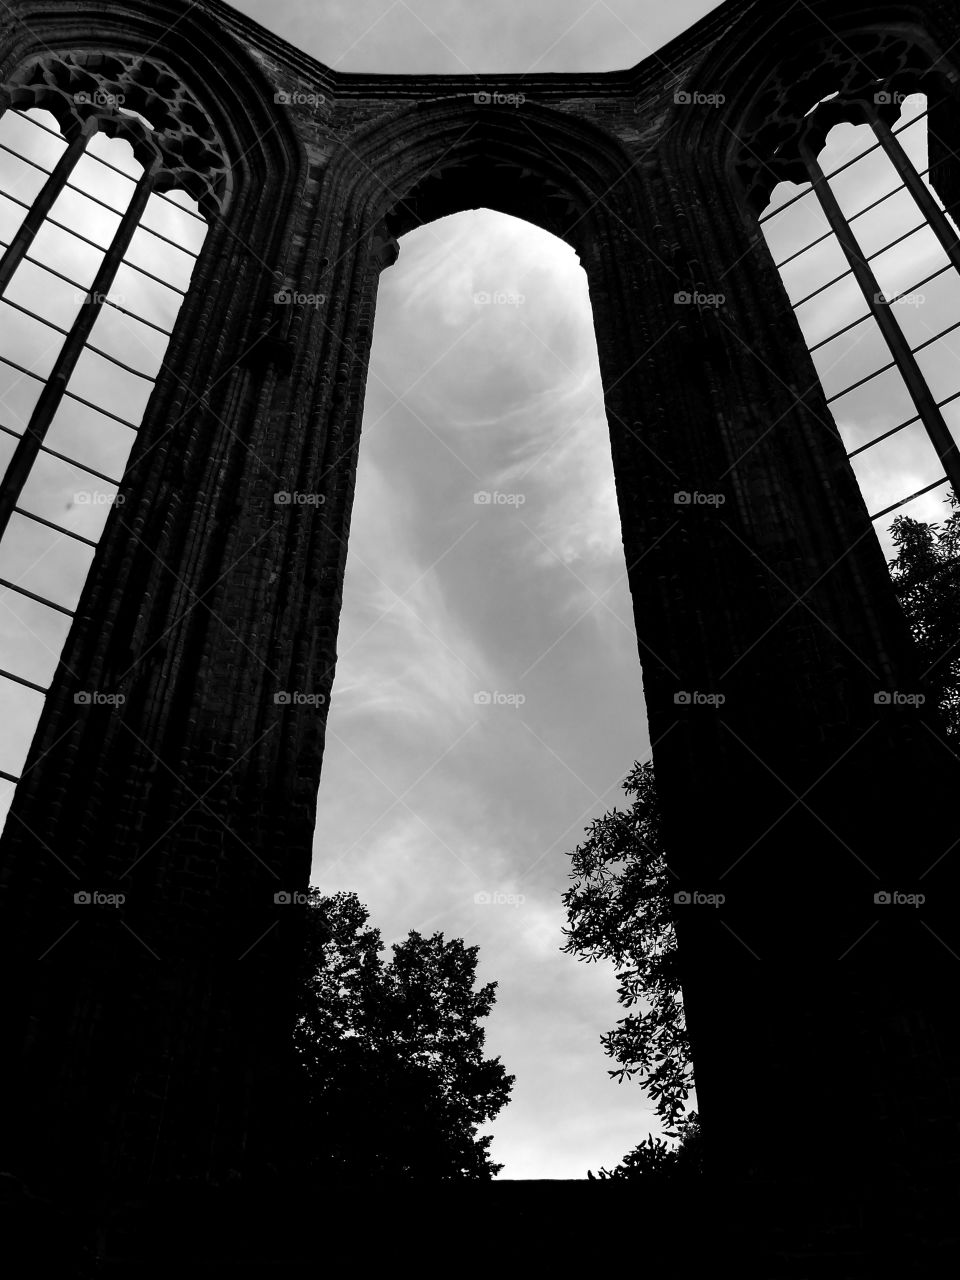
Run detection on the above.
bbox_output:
[561,759,690,1133]
[565,495,960,1176]
[294,889,513,1180]
[888,491,960,740]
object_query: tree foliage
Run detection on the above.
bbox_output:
[294,888,513,1180]
[565,496,960,1175]
[560,760,691,1134]
[888,492,960,740]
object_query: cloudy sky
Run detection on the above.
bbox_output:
[1,0,957,1180]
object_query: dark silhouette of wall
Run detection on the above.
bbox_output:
[1,0,959,1265]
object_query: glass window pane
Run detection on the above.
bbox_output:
[811,316,891,401]
[0,588,71,689]
[111,262,181,330]
[832,365,919,450]
[0,361,43,432]
[2,256,85,331]
[124,226,199,293]
[45,398,135,481]
[140,190,206,256]
[0,513,94,612]
[0,109,66,171]
[870,224,949,301]
[849,419,944,518]
[0,677,46,777]
[849,186,915,257]
[0,190,28,244]
[87,304,169,379]
[820,120,876,176]
[47,184,122,250]
[30,219,106,287]
[914,327,960,402]
[779,235,849,305]
[761,186,829,265]
[829,145,901,221]
[85,131,141,179]
[0,300,64,379]
[68,152,137,216]
[65,346,155,423]
[0,147,48,206]
[874,480,951,561]
[887,269,960,350]
[794,271,866,347]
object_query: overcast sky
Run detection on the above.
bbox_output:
[1,0,957,1181]
[226,0,723,1179]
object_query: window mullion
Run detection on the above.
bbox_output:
[0,164,157,544]
[0,129,87,297]
[867,106,960,276]
[801,141,960,501]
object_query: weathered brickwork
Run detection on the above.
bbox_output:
[1,0,959,1265]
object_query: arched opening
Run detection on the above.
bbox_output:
[0,100,208,825]
[758,89,960,557]
[311,202,668,1175]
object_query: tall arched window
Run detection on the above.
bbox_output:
[0,52,225,822]
[742,37,960,558]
